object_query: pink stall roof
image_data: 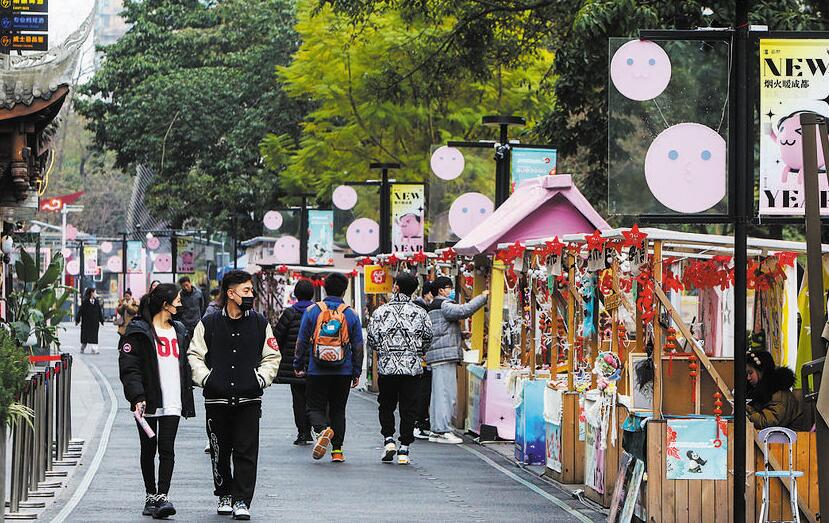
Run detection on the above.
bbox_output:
[453,175,610,256]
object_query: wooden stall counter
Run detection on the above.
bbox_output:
[544,391,585,484]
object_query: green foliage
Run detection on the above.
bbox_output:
[0,328,30,425]
[269,2,554,202]
[77,0,304,236]
[39,109,132,237]
[8,252,75,349]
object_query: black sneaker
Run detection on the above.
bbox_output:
[142,494,157,516]
[152,494,176,519]
[293,434,312,445]
[381,437,396,463]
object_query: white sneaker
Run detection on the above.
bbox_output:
[414,428,432,440]
[217,495,232,515]
[232,500,250,520]
[429,432,463,444]
[381,439,396,463]
[204,443,211,454]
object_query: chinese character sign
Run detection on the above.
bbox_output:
[511,148,557,188]
[83,246,98,276]
[759,39,829,215]
[307,210,334,266]
[390,183,424,254]
[176,236,195,274]
[364,265,392,294]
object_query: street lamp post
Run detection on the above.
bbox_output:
[482,115,526,207]
[368,163,401,254]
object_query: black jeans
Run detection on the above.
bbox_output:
[137,415,180,495]
[415,369,432,430]
[290,383,311,437]
[306,375,352,448]
[206,402,261,506]
[378,374,420,446]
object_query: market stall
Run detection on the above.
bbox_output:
[500,226,827,520]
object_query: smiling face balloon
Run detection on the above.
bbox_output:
[332,185,359,210]
[448,192,494,238]
[346,217,380,254]
[431,146,465,180]
[644,123,726,213]
[154,253,173,273]
[273,235,300,265]
[263,210,283,231]
[610,40,672,101]
[147,237,160,251]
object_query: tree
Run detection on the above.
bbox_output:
[321,0,829,219]
[265,2,554,204]
[77,0,304,237]
[39,108,132,237]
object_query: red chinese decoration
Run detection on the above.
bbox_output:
[621,224,648,249]
[585,230,608,252]
[410,251,427,265]
[635,267,657,324]
[688,353,698,406]
[438,248,457,262]
[662,257,684,293]
[355,257,374,267]
[617,323,628,363]
[664,327,678,376]
[713,391,724,448]
[276,265,289,274]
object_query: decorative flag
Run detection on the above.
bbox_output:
[39,191,84,212]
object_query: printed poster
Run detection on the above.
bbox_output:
[126,241,143,274]
[364,265,392,294]
[83,245,98,276]
[175,236,195,274]
[759,39,829,215]
[666,418,728,480]
[390,183,424,254]
[545,422,562,473]
[306,210,334,266]
[511,147,557,187]
[583,397,605,494]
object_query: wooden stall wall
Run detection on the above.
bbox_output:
[645,421,756,523]
[544,392,585,484]
[753,431,818,523]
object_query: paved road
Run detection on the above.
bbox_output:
[42,323,603,522]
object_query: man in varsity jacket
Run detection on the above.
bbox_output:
[188,270,280,521]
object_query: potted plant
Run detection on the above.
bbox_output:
[0,326,32,511]
[7,251,75,355]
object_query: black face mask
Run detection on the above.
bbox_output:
[239,296,255,312]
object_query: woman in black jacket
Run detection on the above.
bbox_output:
[273,280,314,445]
[75,287,104,354]
[119,284,195,519]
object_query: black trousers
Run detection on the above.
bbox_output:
[206,403,261,506]
[137,415,180,495]
[306,375,351,448]
[378,374,420,446]
[415,369,432,430]
[290,383,311,437]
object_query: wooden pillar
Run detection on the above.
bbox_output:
[652,240,663,419]
[486,260,506,371]
[470,262,487,364]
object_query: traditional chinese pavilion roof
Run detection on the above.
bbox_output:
[0,9,93,110]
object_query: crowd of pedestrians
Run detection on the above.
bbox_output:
[102,268,488,520]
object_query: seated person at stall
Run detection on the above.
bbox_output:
[746,349,804,430]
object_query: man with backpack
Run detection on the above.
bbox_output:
[367,272,432,464]
[294,272,363,463]
[188,270,280,520]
